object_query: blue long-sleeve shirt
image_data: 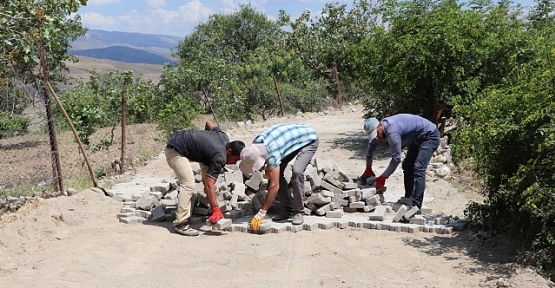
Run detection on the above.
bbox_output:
[366,114,438,178]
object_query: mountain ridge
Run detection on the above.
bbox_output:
[70,29,181,64]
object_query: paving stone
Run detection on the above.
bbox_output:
[120,207,135,213]
[117,212,135,219]
[150,184,169,193]
[119,216,145,224]
[302,222,318,231]
[403,206,420,221]
[349,201,365,209]
[318,222,334,229]
[287,225,303,232]
[393,205,408,222]
[323,174,345,189]
[421,205,433,215]
[325,210,344,218]
[209,218,232,230]
[334,221,349,229]
[225,170,244,184]
[135,210,151,219]
[122,202,137,208]
[410,215,426,225]
[320,181,343,194]
[369,205,388,221]
[271,226,287,233]
[307,193,331,205]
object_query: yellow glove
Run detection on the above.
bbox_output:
[250,209,267,231]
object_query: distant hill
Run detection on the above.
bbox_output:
[63,55,165,88]
[70,29,181,64]
[70,46,175,65]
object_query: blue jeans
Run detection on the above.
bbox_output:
[402,130,440,208]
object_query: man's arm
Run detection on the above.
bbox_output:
[260,166,280,211]
[381,134,402,178]
[204,176,224,223]
[205,120,217,131]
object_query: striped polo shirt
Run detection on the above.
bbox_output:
[253,123,318,169]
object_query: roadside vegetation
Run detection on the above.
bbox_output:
[1,0,554,279]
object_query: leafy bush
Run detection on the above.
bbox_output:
[57,70,165,147]
[156,94,202,137]
[453,24,555,279]
[0,113,30,139]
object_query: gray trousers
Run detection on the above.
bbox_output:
[276,138,319,213]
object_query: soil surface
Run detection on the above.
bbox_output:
[1,104,554,288]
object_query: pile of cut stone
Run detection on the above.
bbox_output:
[114,156,468,235]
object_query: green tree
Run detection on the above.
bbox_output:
[58,70,164,146]
[175,3,279,64]
[166,4,288,122]
[451,3,555,278]
[278,1,378,104]
[0,0,86,136]
[353,0,527,121]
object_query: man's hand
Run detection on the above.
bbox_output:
[250,209,267,231]
[209,206,224,224]
[376,176,386,189]
[360,166,375,181]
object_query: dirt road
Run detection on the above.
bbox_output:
[0,105,553,288]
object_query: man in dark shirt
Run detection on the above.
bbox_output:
[361,114,440,210]
[165,120,245,236]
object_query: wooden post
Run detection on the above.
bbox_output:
[120,91,126,173]
[333,64,343,106]
[45,81,100,189]
[39,42,64,194]
[202,88,220,126]
[273,75,285,116]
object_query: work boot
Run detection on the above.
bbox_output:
[173,222,199,236]
[272,210,293,221]
[292,213,304,225]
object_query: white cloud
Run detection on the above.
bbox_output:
[87,0,121,6]
[80,12,117,29]
[177,1,214,24]
[145,0,166,9]
[109,1,216,36]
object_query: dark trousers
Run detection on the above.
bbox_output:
[402,130,440,208]
[276,138,319,213]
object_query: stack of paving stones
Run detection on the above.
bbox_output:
[112,156,468,235]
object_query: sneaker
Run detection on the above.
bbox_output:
[173,222,199,236]
[292,213,304,225]
[272,210,293,221]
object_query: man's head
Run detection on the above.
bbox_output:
[363,118,380,140]
[239,144,268,175]
[226,140,246,164]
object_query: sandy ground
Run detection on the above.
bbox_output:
[1,105,554,288]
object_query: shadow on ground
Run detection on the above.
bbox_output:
[403,230,525,282]
[331,130,394,162]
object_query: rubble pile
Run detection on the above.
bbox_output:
[112,152,468,235]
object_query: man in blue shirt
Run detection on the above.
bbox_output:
[361,114,440,210]
[239,123,319,231]
[166,120,245,236]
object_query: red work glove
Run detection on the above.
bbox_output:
[360,166,375,181]
[209,206,224,224]
[376,176,386,189]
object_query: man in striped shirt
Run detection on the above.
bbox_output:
[239,123,319,231]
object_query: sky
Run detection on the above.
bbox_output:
[75,0,538,38]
